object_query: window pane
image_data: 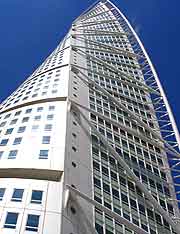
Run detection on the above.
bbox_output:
[49,106,55,111]
[37,107,43,112]
[34,115,41,121]
[42,136,50,144]
[17,126,26,133]
[10,119,17,125]
[31,190,43,204]
[15,111,21,116]
[4,212,18,229]
[47,114,54,120]
[26,108,32,113]
[0,151,4,159]
[44,124,52,131]
[4,114,11,119]
[0,188,5,200]
[32,125,39,131]
[0,139,9,146]
[22,117,29,123]
[8,150,18,159]
[39,150,49,159]
[26,214,40,232]
[13,137,22,145]
[5,128,14,135]
[0,121,6,127]
[11,189,24,202]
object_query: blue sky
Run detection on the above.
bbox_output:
[0,0,179,132]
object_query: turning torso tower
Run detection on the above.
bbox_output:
[0,1,180,234]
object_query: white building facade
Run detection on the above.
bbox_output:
[0,1,180,234]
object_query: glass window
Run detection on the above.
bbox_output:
[0,151,4,159]
[95,223,103,234]
[4,114,11,119]
[39,150,49,159]
[0,121,6,127]
[32,125,39,131]
[4,212,18,229]
[17,126,26,133]
[37,107,43,112]
[34,115,41,121]
[25,214,40,232]
[0,139,9,146]
[32,94,38,98]
[0,188,5,200]
[42,136,50,144]
[10,119,18,125]
[26,108,32,114]
[121,193,128,204]
[22,117,29,123]
[15,111,21,116]
[5,128,14,135]
[49,106,55,111]
[44,124,52,131]
[11,189,24,202]
[47,114,54,120]
[8,150,18,159]
[31,190,43,204]
[13,137,22,145]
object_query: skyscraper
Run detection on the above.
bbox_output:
[0,0,180,233]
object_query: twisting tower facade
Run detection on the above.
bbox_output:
[0,1,180,234]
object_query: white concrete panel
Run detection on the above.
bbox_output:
[43,212,61,234]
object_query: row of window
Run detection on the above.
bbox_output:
[93,156,170,201]
[87,52,141,80]
[9,89,59,105]
[0,105,55,121]
[92,140,165,182]
[27,68,61,88]
[2,74,61,109]
[93,175,174,213]
[89,89,151,120]
[0,149,49,160]
[0,114,54,128]
[91,124,161,156]
[4,212,39,231]
[93,159,170,199]
[0,188,43,204]
[87,55,141,83]
[32,50,64,76]
[0,136,51,146]
[1,124,52,136]
[1,69,61,108]
[1,83,60,107]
